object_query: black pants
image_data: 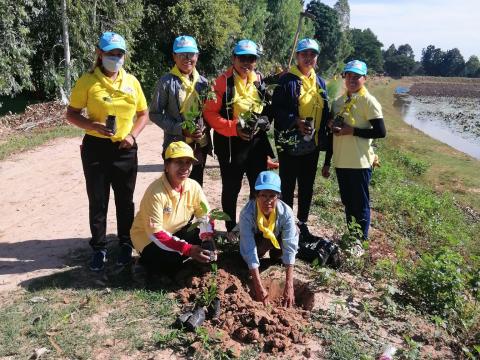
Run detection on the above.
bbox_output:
[139,226,200,275]
[217,149,267,232]
[336,168,372,240]
[278,150,320,223]
[254,233,282,260]
[81,135,137,251]
[189,144,209,186]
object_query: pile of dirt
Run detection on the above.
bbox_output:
[0,101,67,133]
[409,82,480,98]
[176,261,316,357]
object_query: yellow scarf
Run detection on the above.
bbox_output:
[232,70,263,118]
[170,65,200,116]
[93,67,136,106]
[337,86,367,125]
[256,201,280,250]
[289,65,324,144]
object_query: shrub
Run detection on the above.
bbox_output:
[407,248,467,315]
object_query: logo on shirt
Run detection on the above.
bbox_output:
[122,86,134,94]
[163,207,172,214]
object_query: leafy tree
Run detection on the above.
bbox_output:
[421,45,466,77]
[334,0,350,31]
[333,0,353,71]
[464,55,480,78]
[421,45,444,76]
[234,0,269,45]
[347,28,383,73]
[0,0,44,96]
[383,44,397,60]
[132,0,241,97]
[441,48,464,77]
[383,43,415,76]
[263,0,310,70]
[28,0,144,98]
[397,44,415,59]
[306,0,342,73]
[384,55,415,77]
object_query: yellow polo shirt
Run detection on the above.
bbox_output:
[130,174,209,253]
[331,87,383,169]
[69,67,148,142]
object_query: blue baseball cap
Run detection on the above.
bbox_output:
[173,35,199,53]
[233,40,259,57]
[255,171,281,193]
[296,38,320,54]
[98,32,126,52]
[343,60,368,76]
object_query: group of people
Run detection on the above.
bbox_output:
[66,31,386,307]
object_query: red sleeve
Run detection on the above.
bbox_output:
[203,74,239,137]
[150,230,192,256]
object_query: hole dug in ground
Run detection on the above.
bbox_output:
[177,266,317,356]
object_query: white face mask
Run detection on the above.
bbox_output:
[102,55,124,73]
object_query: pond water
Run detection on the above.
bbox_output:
[394,93,480,159]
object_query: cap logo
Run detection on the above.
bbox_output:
[110,34,122,43]
[240,42,254,50]
[178,38,194,47]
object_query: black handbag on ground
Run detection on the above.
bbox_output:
[297,238,341,268]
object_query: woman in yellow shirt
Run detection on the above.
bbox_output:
[66,32,149,271]
[130,141,215,275]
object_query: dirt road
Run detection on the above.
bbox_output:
[0,123,249,292]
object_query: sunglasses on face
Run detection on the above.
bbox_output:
[176,53,198,60]
[236,55,257,63]
[343,73,364,80]
[298,50,318,58]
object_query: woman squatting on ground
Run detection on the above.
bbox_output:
[130,141,216,276]
[239,171,299,308]
[66,32,149,271]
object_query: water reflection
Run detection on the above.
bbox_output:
[394,94,480,159]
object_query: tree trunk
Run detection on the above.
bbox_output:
[61,0,71,102]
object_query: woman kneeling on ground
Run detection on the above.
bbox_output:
[239,171,299,307]
[130,141,216,275]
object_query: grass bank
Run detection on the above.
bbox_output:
[0,126,82,160]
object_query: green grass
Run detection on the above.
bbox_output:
[0,285,180,358]
[310,79,480,350]
[318,325,377,360]
[0,125,82,160]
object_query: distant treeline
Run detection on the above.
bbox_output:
[1,0,478,102]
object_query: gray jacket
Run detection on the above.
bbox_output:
[149,72,209,150]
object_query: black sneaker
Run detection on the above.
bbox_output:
[116,244,133,266]
[298,222,316,243]
[89,250,107,272]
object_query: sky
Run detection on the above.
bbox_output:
[317,0,479,61]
